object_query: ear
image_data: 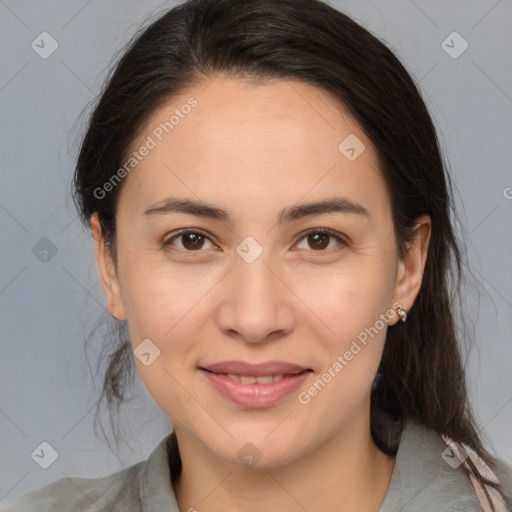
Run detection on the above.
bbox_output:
[389,214,431,326]
[91,213,127,321]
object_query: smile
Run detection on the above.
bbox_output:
[199,366,312,408]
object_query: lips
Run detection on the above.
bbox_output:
[200,360,310,377]
[199,361,313,408]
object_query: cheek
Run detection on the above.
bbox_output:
[121,268,201,417]
[118,258,215,410]
[292,255,394,336]
[299,302,391,426]
[118,253,212,339]
[291,258,394,408]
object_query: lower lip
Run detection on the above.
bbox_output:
[200,369,311,408]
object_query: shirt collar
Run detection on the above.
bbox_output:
[137,416,468,512]
[139,432,181,512]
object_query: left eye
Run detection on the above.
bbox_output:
[295,230,346,251]
[163,229,346,252]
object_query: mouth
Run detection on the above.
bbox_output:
[200,368,312,384]
[198,361,313,408]
[199,360,312,376]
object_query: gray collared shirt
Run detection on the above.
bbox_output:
[2,418,510,511]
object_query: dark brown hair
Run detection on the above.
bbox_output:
[73,0,511,504]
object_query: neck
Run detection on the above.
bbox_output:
[173,414,397,512]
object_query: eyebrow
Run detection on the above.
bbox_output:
[142,196,370,224]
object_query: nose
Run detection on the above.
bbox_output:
[214,248,296,344]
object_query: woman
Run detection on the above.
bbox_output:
[2,0,510,510]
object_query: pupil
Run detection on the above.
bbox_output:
[309,233,328,250]
[184,233,204,250]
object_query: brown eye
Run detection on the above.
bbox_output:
[295,230,346,251]
[163,230,214,251]
[307,232,329,250]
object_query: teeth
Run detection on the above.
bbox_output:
[254,375,273,384]
[226,374,286,384]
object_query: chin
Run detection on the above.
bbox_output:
[206,432,305,470]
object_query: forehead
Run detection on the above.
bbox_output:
[118,76,390,222]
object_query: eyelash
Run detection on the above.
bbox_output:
[162,228,348,253]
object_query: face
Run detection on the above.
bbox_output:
[92,76,430,468]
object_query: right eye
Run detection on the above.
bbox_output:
[162,229,218,251]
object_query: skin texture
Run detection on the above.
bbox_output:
[91,76,431,511]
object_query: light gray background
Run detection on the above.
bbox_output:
[1,0,511,506]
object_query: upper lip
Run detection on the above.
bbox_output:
[200,361,311,376]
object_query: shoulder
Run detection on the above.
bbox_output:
[1,433,179,512]
[0,460,145,512]
[382,418,491,511]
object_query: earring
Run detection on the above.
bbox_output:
[396,306,407,323]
